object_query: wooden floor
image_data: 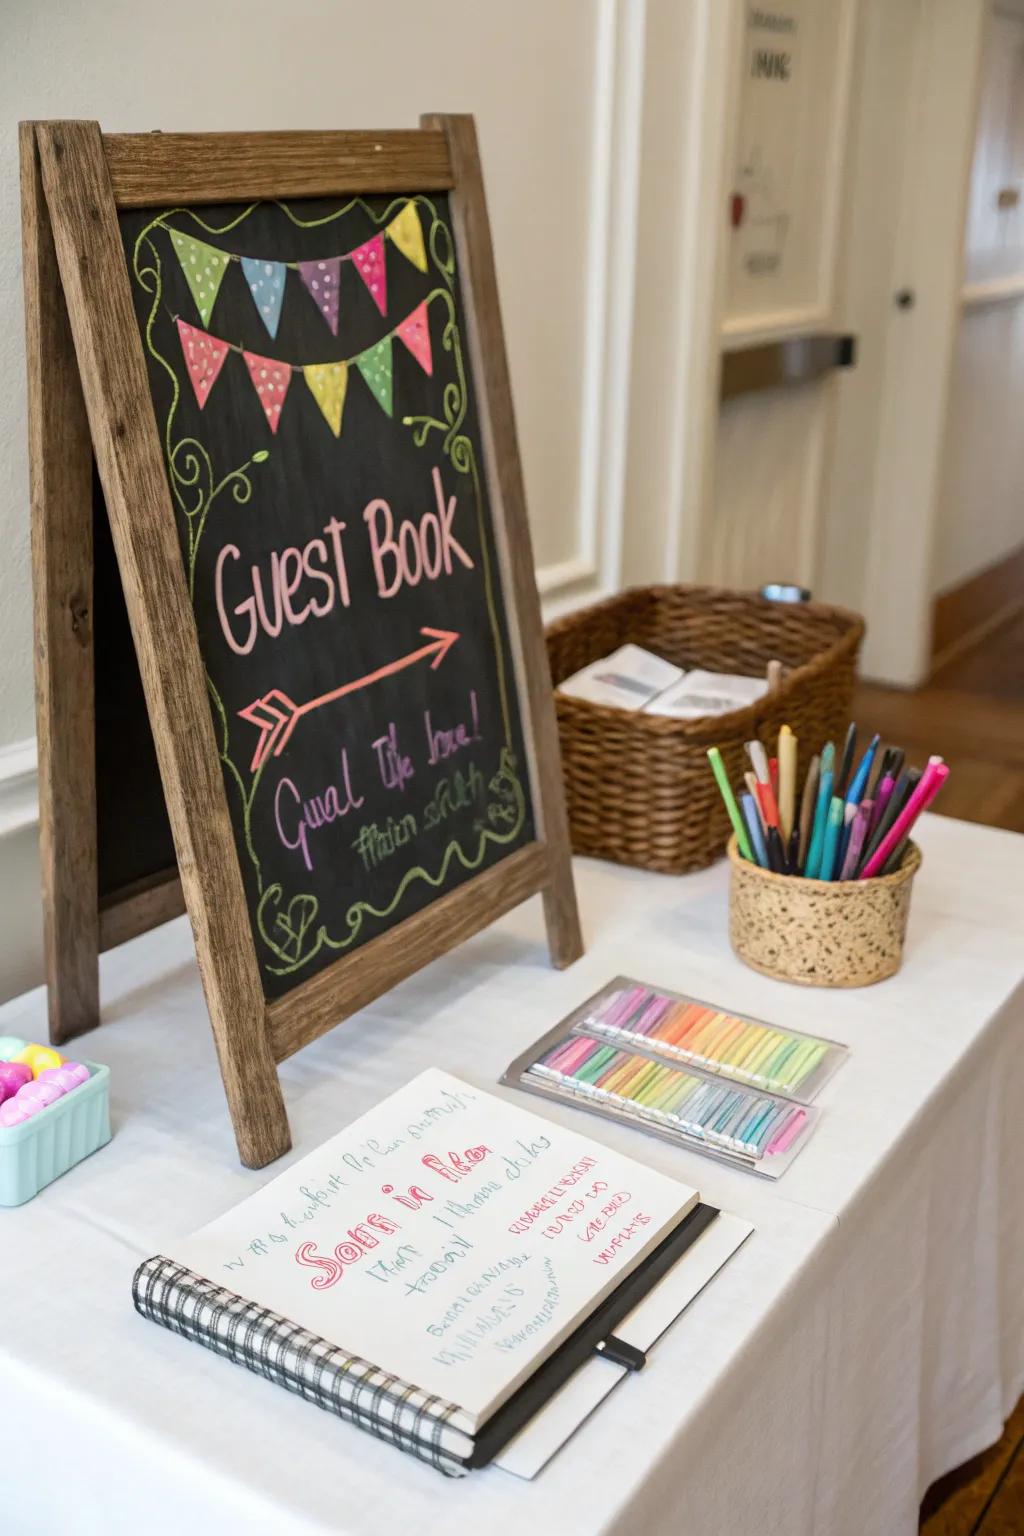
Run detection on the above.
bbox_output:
[854,610,1024,1535]
[854,610,1024,835]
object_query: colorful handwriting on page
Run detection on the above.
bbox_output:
[239,626,460,770]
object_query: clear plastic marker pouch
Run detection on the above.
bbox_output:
[501,976,847,1180]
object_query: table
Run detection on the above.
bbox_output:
[2,813,1021,1535]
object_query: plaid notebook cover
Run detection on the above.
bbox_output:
[133,1255,469,1476]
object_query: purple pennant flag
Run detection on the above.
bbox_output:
[297,256,341,336]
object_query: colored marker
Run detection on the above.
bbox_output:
[845,733,880,807]
[839,800,871,879]
[836,723,857,797]
[707,746,754,861]
[860,759,948,878]
[741,793,769,869]
[778,725,798,843]
[805,749,835,879]
[818,797,845,880]
[767,1108,807,1156]
[796,753,820,873]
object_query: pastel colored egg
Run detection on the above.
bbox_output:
[16,1079,65,1114]
[40,1063,89,1094]
[0,1061,32,1104]
[13,1043,63,1078]
[0,1096,33,1127]
[0,1036,27,1062]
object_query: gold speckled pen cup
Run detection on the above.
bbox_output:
[726,836,922,988]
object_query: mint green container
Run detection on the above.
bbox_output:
[0,1061,110,1206]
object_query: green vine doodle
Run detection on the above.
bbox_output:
[256,750,526,973]
[129,196,525,979]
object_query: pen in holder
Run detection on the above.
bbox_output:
[727,836,922,987]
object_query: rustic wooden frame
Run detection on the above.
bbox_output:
[21,116,582,1167]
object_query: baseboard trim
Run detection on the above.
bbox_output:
[932,544,1024,674]
[0,737,39,836]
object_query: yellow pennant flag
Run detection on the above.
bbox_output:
[303,360,349,436]
[386,201,428,273]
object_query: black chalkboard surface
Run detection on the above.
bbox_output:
[121,194,534,999]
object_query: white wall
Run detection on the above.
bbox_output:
[935,4,1024,596]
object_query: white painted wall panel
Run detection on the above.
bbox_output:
[709,382,828,590]
[935,299,1024,591]
[936,3,1024,595]
[964,8,1024,288]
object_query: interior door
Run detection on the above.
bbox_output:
[703,0,859,592]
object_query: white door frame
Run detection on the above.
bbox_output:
[855,0,987,684]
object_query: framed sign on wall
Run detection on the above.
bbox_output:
[725,0,854,337]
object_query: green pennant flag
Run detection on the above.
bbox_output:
[169,230,230,327]
[355,337,393,417]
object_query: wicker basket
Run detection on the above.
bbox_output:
[545,585,864,874]
[728,837,921,987]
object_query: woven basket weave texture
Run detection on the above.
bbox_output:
[545,585,864,874]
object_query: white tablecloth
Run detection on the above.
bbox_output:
[1,812,1021,1536]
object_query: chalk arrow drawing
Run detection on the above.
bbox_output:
[238,627,461,771]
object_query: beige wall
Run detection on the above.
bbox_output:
[936,3,1024,595]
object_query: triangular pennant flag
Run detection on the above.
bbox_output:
[386,202,428,273]
[175,319,229,408]
[242,349,292,434]
[241,257,287,339]
[303,361,349,437]
[169,231,230,327]
[351,233,388,315]
[297,257,342,335]
[355,337,393,416]
[395,300,433,376]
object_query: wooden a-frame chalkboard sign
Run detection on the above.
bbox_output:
[20,115,582,1167]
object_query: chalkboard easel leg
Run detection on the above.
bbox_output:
[542,870,585,970]
[209,1019,291,1170]
[20,122,101,1046]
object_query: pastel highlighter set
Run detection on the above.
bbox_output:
[504,979,847,1178]
[0,1036,110,1206]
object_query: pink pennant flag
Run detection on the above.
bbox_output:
[297,256,341,336]
[242,349,292,434]
[350,232,387,315]
[176,318,229,408]
[396,300,433,376]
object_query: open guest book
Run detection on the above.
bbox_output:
[133,1070,751,1477]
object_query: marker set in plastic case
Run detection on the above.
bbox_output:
[578,980,848,1103]
[503,978,847,1178]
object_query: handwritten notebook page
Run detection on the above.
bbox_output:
[172,1070,698,1430]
